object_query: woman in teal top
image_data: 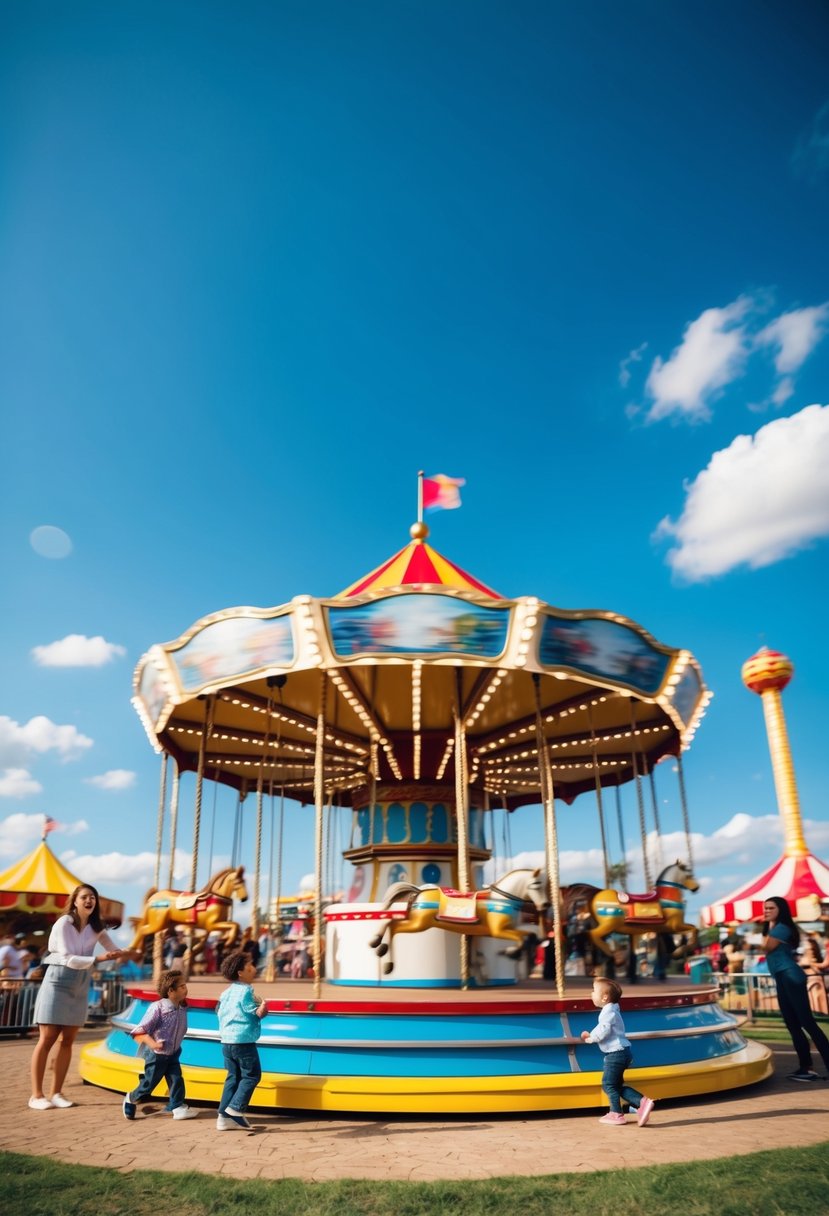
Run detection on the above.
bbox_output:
[763,897,829,1082]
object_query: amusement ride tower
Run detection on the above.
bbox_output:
[701,646,829,925]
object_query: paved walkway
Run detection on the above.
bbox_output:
[1,1030,827,1182]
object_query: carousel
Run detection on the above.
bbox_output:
[81,483,771,1113]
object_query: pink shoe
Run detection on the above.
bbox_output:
[598,1111,626,1125]
[637,1096,654,1126]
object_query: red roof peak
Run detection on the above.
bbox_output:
[336,525,501,599]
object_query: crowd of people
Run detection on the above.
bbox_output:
[9,882,828,1126]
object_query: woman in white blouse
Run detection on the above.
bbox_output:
[29,883,128,1110]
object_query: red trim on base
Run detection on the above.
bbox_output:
[126,986,720,1016]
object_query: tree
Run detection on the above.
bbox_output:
[607,861,630,892]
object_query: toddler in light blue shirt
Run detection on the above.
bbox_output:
[581,978,654,1126]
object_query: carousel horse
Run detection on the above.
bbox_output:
[128,866,248,955]
[368,868,547,976]
[567,859,699,958]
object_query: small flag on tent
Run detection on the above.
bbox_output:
[43,815,60,837]
[422,474,465,511]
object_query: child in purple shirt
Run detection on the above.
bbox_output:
[122,970,198,1121]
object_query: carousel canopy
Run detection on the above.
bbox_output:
[337,528,501,598]
[700,850,829,925]
[132,524,710,810]
[0,840,124,927]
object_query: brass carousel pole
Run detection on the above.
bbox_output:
[154,754,168,892]
[587,705,611,888]
[167,761,181,889]
[454,669,471,989]
[186,694,215,976]
[190,695,215,892]
[534,675,564,998]
[312,672,329,1000]
[644,756,663,875]
[629,701,652,890]
[614,783,628,890]
[675,750,694,872]
[252,693,273,941]
[152,754,168,983]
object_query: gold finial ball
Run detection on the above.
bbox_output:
[742,646,794,695]
[410,521,429,541]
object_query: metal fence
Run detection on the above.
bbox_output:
[0,976,129,1036]
[715,971,781,1023]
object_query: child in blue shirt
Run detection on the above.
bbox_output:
[123,969,198,1121]
[216,950,268,1130]
[581,977,654,1126]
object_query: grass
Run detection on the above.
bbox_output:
[739,1014,829,1042]
[3,1143,829,1216]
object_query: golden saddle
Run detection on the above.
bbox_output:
[435,888,479,925]
[617,889,662,923]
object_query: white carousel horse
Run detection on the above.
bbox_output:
[368,868,548,976]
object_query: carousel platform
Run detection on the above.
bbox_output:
[79,975,772,1115]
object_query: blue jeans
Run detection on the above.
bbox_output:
[601,1047,644,1114]
[220,1042,261,1114]
[775,968,829,1073]
[129,1048,185,1111]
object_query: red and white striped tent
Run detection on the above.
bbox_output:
[700,849,829,925]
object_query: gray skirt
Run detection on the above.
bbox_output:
[34,964,92,1027]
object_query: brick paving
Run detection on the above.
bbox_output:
[1,1028,827,1182]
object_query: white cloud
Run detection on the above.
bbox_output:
[770,377,794,407]
[84,769,137,791]
[792,101,829,180]
[635,297,828,421]
[31,634,127,668]
[59,847,194,888]
[755,304,829,376]
[644,298,752,422]
[480,811,826,902]
[0,769,43,799]
[0,811,89,858]
[618,342,648,388]
[654,403,829,580]
[0,715,94,765]
[61,850,159,887]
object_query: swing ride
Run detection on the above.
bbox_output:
[80,489,772,1113]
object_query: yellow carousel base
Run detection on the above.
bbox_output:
[80,1037,772,1116]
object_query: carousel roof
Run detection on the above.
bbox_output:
[337,526,501,598]
[700,850,829,925]
[0,840,124,927]
[132,524,711,810]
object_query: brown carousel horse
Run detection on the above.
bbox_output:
[128,866,248,956]
[562,859,699,958]
[368,868,548,975]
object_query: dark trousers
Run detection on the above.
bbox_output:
[775,968,829,1072]
[129,1048,185,1111]
[601,1047,644,1114]
[220,1042,262,1114]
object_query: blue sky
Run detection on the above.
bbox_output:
[2,2,828,937]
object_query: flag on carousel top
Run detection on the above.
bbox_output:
[422,474,465,511]
[43,815,60,838]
